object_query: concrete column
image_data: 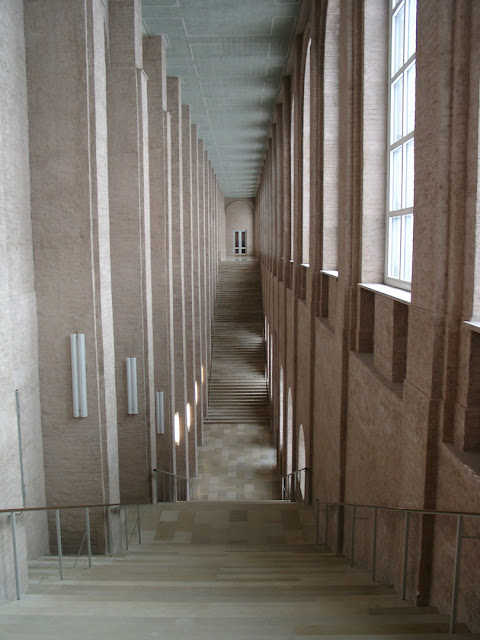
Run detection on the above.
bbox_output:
[107,0,155,504]
[167,77,188,481]
[143,37,176,483]
[181,105,197,475]
[198,140,209,418]
[25,0,120,552]
[0,1,49,601]
[191,125,204,445]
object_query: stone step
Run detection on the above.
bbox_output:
[0,502,475,639]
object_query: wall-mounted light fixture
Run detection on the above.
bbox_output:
[126,357,138,415]
[156,391,164,435]
[186,403,192,431]
[70,333,88,418]
[195,381,199,405]
[174,412,181,445]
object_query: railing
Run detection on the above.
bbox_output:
[313,500,480,634]
[281,468,308,502]
[0,501,143,601]
[153,469,194,502]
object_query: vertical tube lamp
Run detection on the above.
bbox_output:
[70,333,88,418]
[174,412,180,445]
[156,391,164,435]
[126,357,138,415]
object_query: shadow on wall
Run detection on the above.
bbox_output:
[224,199,255,257]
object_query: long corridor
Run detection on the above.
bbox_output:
[195,259,277,501]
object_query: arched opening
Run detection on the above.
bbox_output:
[298,424,306,500]
[279,366,284,460]
[290,96,295,261]
[286,387,293,475]
[225,200,255,257]
[302,39,312,266]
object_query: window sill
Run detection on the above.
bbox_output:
[359,282,411,305]
[464,320,480,334]
[320,269,339,278]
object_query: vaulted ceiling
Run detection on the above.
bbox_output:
[142,0,301,198]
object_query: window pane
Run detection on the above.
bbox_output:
[406,0,416,60]
[391,76,403,143]
[401,213,414,281]
[389,216,401,279]
[392,4,405,76]
[405,139,414,208]
[390,146,403,211]
[405,62,416,135]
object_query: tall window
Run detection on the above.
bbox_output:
[290,97,295,261]
[386,0,416,288]
[302,40,312,266]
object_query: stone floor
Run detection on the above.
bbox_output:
[136,502,316,546]
[193,421,278,501]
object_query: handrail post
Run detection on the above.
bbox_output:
[335,503,342,556]
[450,515,463,634]
[137,504,141,544]
[124,506,129,551]
[402,511,410,600]
[350,505,356,567]
[325,503,329,550]
[107,507,113,557]
[372,506,378,581]
[10,512,21,600]
[86,507,92,568]
[55,509,64,580]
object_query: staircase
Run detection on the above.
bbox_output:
[206,260,268,423]
[0,502,474,639]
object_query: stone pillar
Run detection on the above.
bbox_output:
[198,140,209,418]
[167,77,188,481]
[181,106,198,475]
[143,36,176,484]
[205,156,213,380]
[0,1,49,601]
[191,125,204,444]
[25,0,120,553]
[107,0,155,505]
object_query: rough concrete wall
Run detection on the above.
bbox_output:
[257,0,480,631]
[143,37,175,480]
[107,0,154,504]
[25,0,120,554]
[0,0,48,602]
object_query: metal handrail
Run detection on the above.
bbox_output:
[2,500,144,602]
[281,467,308,502]
[153,468,195,502]
[0,502,122,514]
[314,500,480,634]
